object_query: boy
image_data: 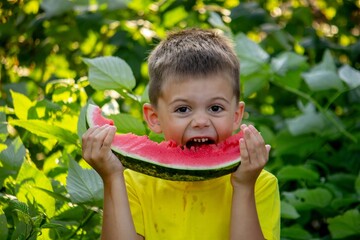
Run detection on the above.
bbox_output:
[82,28,280,239]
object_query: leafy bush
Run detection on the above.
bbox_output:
[1,0,359,239]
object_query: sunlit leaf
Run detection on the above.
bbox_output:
[9,119,79,145]
[16,161,56,218]
[10,90,34,120]
[163,5,188,27]
[66,159,103,205]
[83,56,136,91]
[328,209,360,239]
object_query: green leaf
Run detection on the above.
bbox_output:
[9,119,79,145]
[40,0,73,17]
[302,70,343,91]
[16,161,56,218]
[313,50,337,72]
[163,5,188,28]
[77,104,88,144]
[83,56,136,91]
[106,0,130,10]
[0,207,8,240]
[242,69,269,98]
[281,225,312,239]
[109,113,146,135]
[234,33,269,76]
[302,50,343,91]
[356,172,360,196]
[286,110,326,135]
[331,197,359,210]
[0,111,8,142]
[339,64,360,89]
[0,137,26,187]
[277,165,319,182]
[281,201,300,219]
[66,159,103,205]
[283,188,333,211]
[10,90,34,120]
[274,131,325,157]
[271,52,307,76]
[328,209,360,239]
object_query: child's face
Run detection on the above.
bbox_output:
[144,73,244,147]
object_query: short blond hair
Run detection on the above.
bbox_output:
[148,28,240,106]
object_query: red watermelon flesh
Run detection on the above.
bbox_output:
[86,104,242,181]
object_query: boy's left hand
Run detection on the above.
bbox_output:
[231,124,271,188]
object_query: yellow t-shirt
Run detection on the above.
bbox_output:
[124,169,280,240]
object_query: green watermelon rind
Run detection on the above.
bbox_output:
[112,143,241,170]
[114,152,240,181]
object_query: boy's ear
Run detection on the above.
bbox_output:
[233,101,245,131]
[143,103,162,133]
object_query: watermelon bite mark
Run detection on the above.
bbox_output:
[86,104,242,181]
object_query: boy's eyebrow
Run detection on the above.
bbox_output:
[169,96,232,105]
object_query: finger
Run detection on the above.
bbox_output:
[101,125,116,150]
[265,144,271,160]
[243,127,259,164]
[239,138,250,165]
[248,125,267,163]
[88,125,113,158]
[82,126,100,159]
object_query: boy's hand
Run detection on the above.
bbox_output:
[82,125,124,182]
[231,124,271,188]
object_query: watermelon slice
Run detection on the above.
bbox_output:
[86,104,242,181]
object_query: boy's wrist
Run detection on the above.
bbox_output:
[102,170,125,186]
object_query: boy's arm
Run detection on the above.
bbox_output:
[82,125,144,240]
[230,125,270,240]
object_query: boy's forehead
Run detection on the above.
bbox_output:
[164,71,234,85]
[159,72,236,97]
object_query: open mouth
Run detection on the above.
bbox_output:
[185,137,215,149]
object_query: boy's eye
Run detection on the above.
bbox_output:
[175,106,190,113]
[209,105,223,113]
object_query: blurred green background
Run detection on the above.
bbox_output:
[1,0,360,239]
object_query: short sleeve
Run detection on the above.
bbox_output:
[255,170,281,240]
[124,169,145,236]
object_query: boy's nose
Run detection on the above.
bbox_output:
[191,113,210,128]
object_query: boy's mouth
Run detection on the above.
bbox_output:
[185,137,215,149]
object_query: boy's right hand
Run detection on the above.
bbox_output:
[82,125,124,182]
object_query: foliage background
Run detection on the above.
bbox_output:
[1,0,360,239]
